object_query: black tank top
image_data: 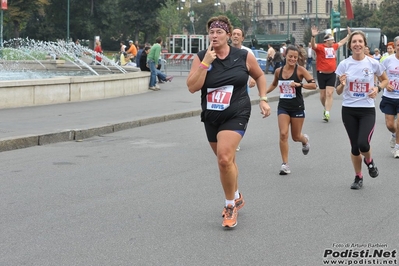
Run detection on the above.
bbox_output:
[197,46,251,125]
[277,64,305,111]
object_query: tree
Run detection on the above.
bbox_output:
[6,0,50,38]
[230,0,251,32]
[377,0,399,40]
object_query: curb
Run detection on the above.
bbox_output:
[0,90,319,152]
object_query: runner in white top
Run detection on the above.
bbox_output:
[335,30,388,190]
[380,36,399,158]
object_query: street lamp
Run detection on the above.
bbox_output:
[67,0,70,42]
[177,1,184,34]
[287,0,290,41]
[183,0,202,35]
[252,0,257,33]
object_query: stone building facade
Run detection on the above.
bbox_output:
[216,0,383,44]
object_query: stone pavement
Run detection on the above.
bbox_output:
[0,73,318,152]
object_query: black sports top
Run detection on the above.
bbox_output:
[197,46,251,125]
[277,64,305,111]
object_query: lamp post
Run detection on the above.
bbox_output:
[67,0,70,42]
[177,1,184,34]
[287,0,290,41]
[214,0,221,9]
[184,0,201,35]
[252,0,257,34]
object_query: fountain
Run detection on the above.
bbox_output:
[0,38,149,109]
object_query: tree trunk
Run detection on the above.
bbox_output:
[13,20,20,39]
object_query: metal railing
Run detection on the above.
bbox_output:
[161,53,195,75]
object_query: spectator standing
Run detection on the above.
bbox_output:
[306,42,313,71]
[272,49,283,74]
[136,44,144,67]
[266,44,275,74]
[94,40,102,65]
[147,38,173,91]
[380,36,399,158]
[280,42,287,66]
[335,31,388,189]
[311,26,351,122]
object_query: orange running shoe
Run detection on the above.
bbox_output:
[222,204,237,228]
[222,193,245,217]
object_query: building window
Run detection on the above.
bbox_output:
[268,1,273,15]
[280,1,285,15]
[370,2,377,10]
[292,0,297,15]
[280,23,285,32]
[292,22,296,31]
[307,0,312,14]
[326,0,333,14]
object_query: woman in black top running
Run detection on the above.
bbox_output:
[267,45,317,175]
[187,15,270,229]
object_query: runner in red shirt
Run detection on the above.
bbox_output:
[311,26,351,122]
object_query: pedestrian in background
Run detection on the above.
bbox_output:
[265,43,275,74]
[147,37,173,91]
[335,31,388,190]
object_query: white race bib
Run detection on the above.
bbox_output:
[206,85,234,111]
[324,47,336,59]
[278,80,296,99]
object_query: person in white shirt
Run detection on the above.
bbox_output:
[380,36,399,158]
[335,31,388,190]
[230,27,256,151]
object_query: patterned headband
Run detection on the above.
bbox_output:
[209,21,230,33]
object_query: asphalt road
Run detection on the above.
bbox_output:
[1,90,398,266]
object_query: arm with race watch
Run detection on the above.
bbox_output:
[335,73,389,97]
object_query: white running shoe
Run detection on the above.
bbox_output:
[302,134,310,155]
[279,163,291,175]
[392,148,399,159]
[390,135,396,148]
[236,145,241,152]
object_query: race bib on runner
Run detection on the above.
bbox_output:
[324,47,336,59]
[389,79,399,94]
[348,79,370,98]
[206,85,234,111]
[278,80,296,99]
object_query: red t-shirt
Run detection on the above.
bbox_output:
[95,45,102,62]
[313,43,339,72]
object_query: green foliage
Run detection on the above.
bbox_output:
[377,0,399,40]
[1,48,47,60]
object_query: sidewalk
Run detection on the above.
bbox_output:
[0,73,317,152]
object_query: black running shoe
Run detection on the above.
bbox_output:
[364,158,379,178]
[351,176,363,190]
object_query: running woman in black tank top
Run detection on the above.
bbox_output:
[186,15,270,228]
[266,45,317,175]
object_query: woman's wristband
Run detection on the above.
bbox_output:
[199,63,209,70]
[201,61,209,67]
